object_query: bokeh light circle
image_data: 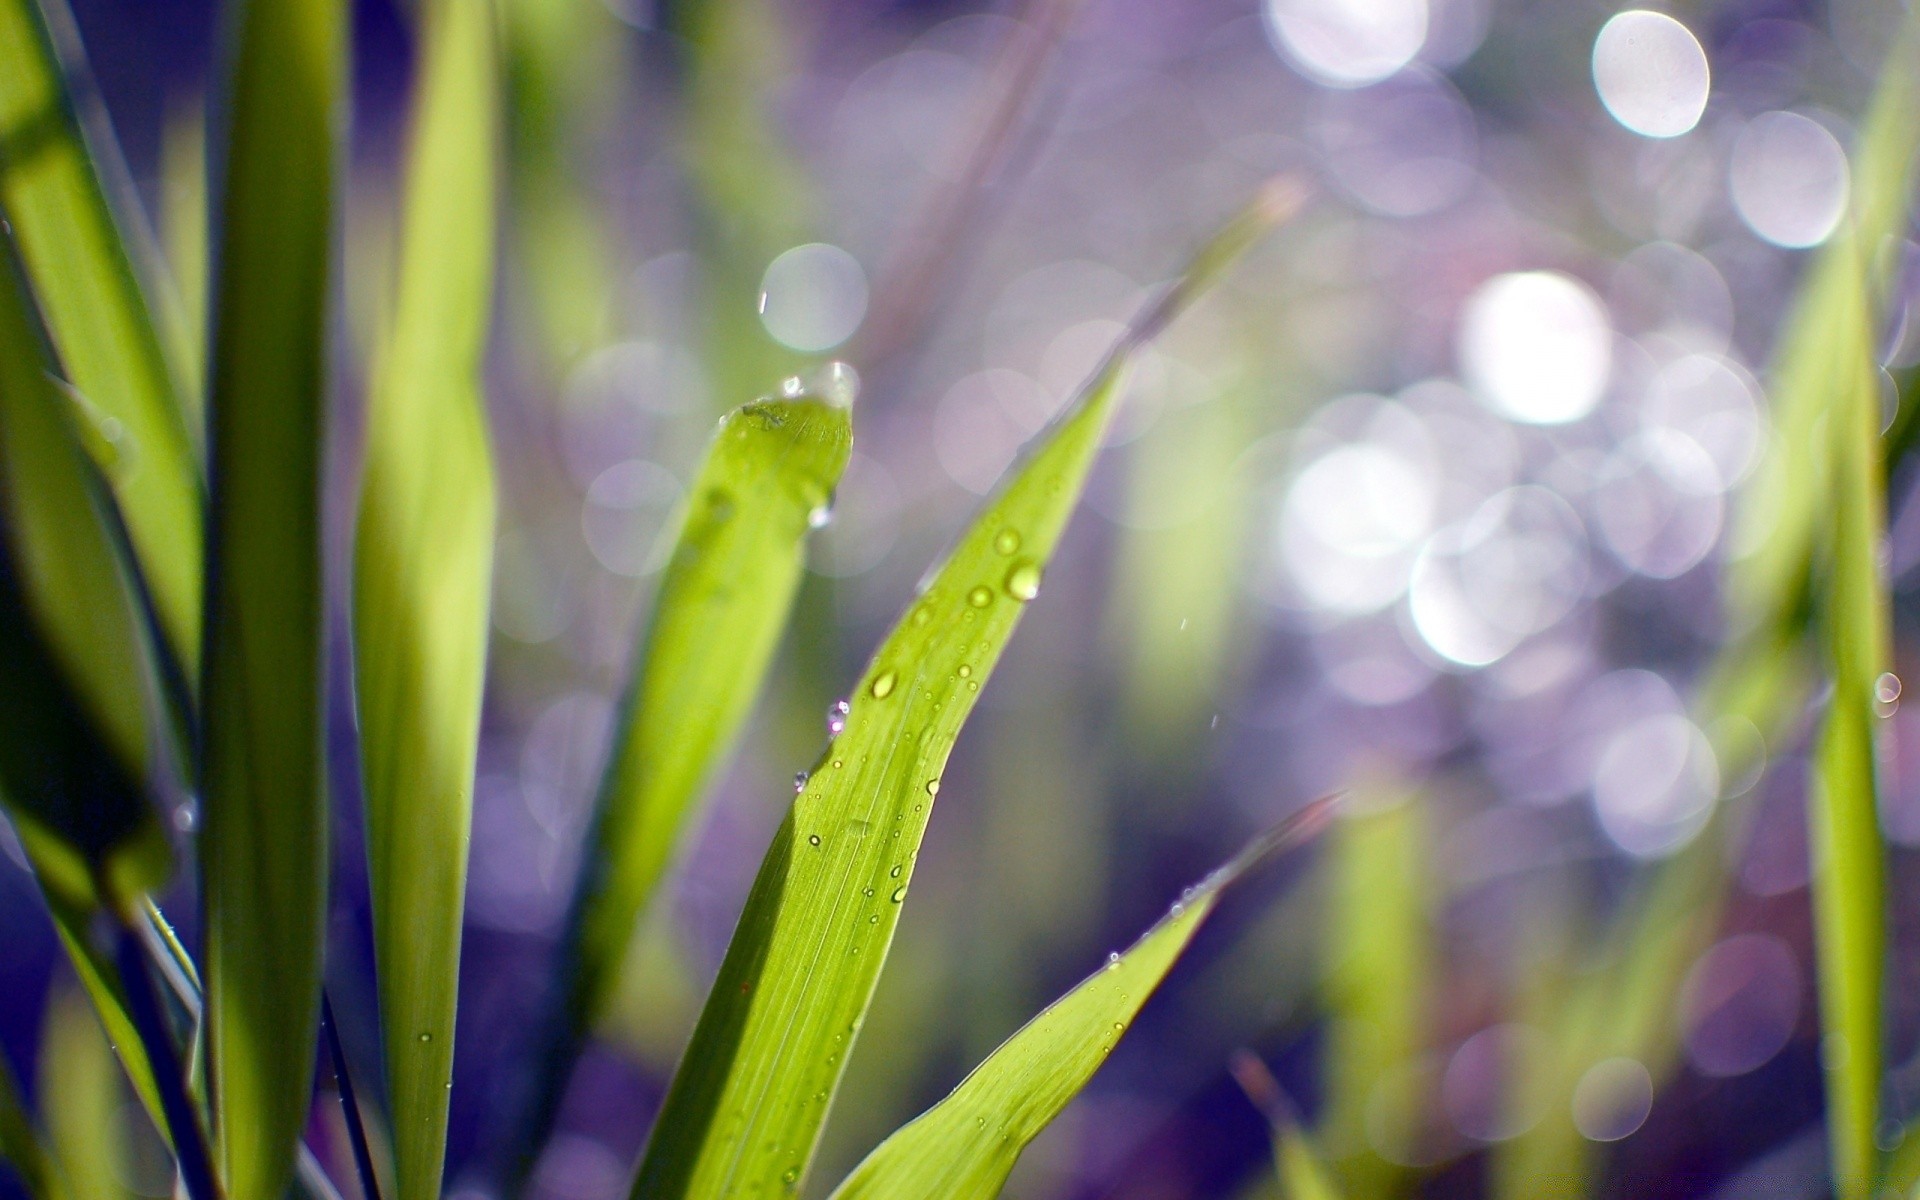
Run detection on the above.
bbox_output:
[1460,271,1613,425]
[758,242,870,351]
[1592,11,1711,138]
[1264,0,1430,88]
[1729,111,1850,248]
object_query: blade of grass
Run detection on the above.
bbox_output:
[40,980,131,1200]
[0,239,169,909]
[827,805,1334,1200]
[351,3,496,1198]
[1808,241,1890,1200]
[1231,1051,1343,1200]
[199,0,343,1195]
[0,1044,62,1200]
[109,916,217,1200]
[0,0,203,681]
[501,379,854,1184]
[321,995,383,1200]
[1318,778,1429,1196]
[629,182,1305,1198]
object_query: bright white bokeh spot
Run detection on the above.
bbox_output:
[1592,11,1711,138]
[1407,486,1587,667]
[1592,710,1719,857]
[1460,271,1613,425]
[1571,1057,1653,1142]
[1264,0,1429,88]
[1592,428,1725,579]
[758,243,869,352]
[1729,111,1850,248]
[1642,353,1763,491]
[1282,439,1437,614]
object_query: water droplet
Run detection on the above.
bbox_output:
[816,361,860,409]
[911,604,932,627]
[1005,559,1042,601]
[967,585,993,608]
[783,1167,799,1186]
[863,886,875,897]
[808,502,833,529]
[1112,1021,1124,1032]
[831,759,843,769]
[1878,672,1903,715]
[781,376,805,398]
[890,886,906,902]
[870,671,897,699]
[994,528,1022,556]
[890,864,902,877]
[1170,902,1185,917]
[827,699,850,735]
[795,771,810,793]
[966,680,978,692]
[418,1032,432,1043]
[957,664,972,679]
[808,834,822,847]
[868,914,879,924]
[925,779,940,796]
[173,803,198,833]
[1106,952,1121,969]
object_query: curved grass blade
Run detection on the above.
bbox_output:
[1230,1051,1342,1200]
[0,1043,62,1200]
[0,0,203,681]
[0,240,168,911]
[40,981,130,1200]
[199,0,344,1195]
[502,379,854,1181]
[630,181,1305,1199]
[352,4,497,1199]
[828,806,1334,1200]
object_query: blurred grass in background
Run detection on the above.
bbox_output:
[6,0,1920,1197]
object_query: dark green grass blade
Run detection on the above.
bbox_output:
[829,805,1334,1200]
[629,183,1303,1198]
[0,0,203,681]
[351,3,497,1198]
[199,0,343,1195]
[0,1044,62,1200]
[0,241,168,910]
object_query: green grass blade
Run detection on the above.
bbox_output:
[1808,243,1890,1200]
[352,3,497,1198]
[40,981,131,1200]
[629,184,1302,1199]
[0,0,203,681]
[1319,781,1429,1196]
[561,384,851,1030]
[0,1041,62,1200]
[0,242,169,908]
[828,809,1333,1200]
[1230,1051,1342,1200]
[199,0,343,1195]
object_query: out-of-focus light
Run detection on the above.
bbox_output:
[1443,1024,1547,1142]
[1729,111,1850,248]
[1592,710,1718,857]
[1264,0,1429,88]
[1592,11,1710,138]
[1642,352,1763,490]
[934,369,1045,495]
[758,242,869,351]
[809,452,902,579]
[1681,933,1799,1078]
[1460,271,1613,425]
[1408,486,1587,667]
[1592,428,1724,579]
[1280,403,1438,614]
[1571,1057,1653,1142]
[581,459,680,577]
[1318,68,1477,216]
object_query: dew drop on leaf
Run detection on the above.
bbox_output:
[808,834,822,847]
[870,670,897,699]
[794,771,809,793]
[967,585,993,608]
[994,528,1022,556]
[890,886,906,902]
[1005,559,1042,601]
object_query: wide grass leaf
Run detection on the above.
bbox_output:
[352,2,498,1198]
[629,183,1302,1198]
[198,0,343,1196]
[829,806,1333,1200]
[40,982,129,1200]
[0,0,203,681]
